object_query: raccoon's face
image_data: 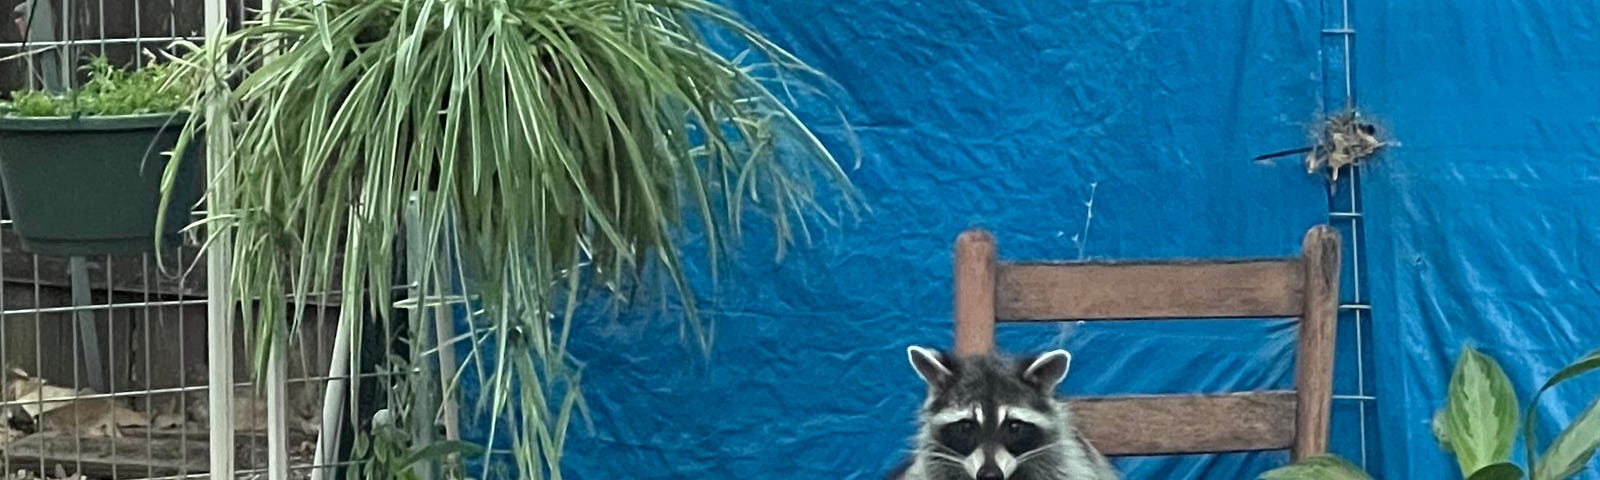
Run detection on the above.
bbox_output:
[906,346,1073,480]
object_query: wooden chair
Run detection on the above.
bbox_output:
[951,225,1341,461]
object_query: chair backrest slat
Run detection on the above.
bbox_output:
[995,260,1305,321]
[1069,391,1298,456]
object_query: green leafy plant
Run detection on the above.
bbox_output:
[350,377,485,480]
[1258,346,1600,480]
[2,55,194,117]
[1259,454,1373,480]
[156,0,861,478]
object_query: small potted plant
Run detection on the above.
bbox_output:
[0,54,203,256]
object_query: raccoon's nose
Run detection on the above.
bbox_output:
[976,464,1004,480]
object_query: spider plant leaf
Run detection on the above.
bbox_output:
[158,0,863,477]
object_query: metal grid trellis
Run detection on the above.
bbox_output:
[1321,0,1381,471]
[0,1,441,479]
[0,229,343,480]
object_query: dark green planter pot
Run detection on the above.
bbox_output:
[0,112,203,256]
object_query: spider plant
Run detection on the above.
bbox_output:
[155,0,861,477]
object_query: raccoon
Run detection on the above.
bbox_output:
[889,346,1119,480]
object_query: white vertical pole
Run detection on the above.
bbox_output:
[267,333,289,480]
[313,159,351,480]
[259,0,290,476]
[404,194,435,479]
[310,317,351,480]
[404,193,463,476]
[203,0,234,478]
[433,205,461,443]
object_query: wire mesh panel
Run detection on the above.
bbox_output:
[0,0,412,479]
[0,0,221,91]
[0,236,338,480]
[1319,0,1380,471]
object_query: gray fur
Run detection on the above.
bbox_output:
[889,347,1119,480]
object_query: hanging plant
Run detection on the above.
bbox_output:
[156,0,861,477]
[0,55,204,256]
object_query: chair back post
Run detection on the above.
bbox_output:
[1293,225,1341,460]
[953,229,998,356]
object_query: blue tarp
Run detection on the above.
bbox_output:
[554,1,1343,478]
[450,1,1600,479]
[1360,2,1600,479]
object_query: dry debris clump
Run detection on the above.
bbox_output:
[1304,110,1390,181]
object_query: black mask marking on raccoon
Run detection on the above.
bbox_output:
[888,345,1121,479]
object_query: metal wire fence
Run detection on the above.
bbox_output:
[0,235,341,480]
[0,1,435,479]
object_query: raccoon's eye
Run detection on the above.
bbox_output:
[1001,419,1045,454]
[1005,419,1034,434]
[937,419,981,454]
[948,419,978,434]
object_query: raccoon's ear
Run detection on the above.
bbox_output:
[1021,349,1072,391]
[907,346,954,386]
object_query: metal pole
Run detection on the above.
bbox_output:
[310,304,351,480]
[405,194,437,479]
[203,0,235,476]
[17,0,62,92]
[67,257,104,393]
[433,230,461,445]
[267,328,289,480]
[406,192,464,475]
[260,0,290,475]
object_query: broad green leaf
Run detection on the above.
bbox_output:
[1532,395,1600,480]
[1444,346,1520,475]
[1258,454,1374,480]
[1467,463,1526,480]
[1435,407,1456,453]
[1525,349,1600,475]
